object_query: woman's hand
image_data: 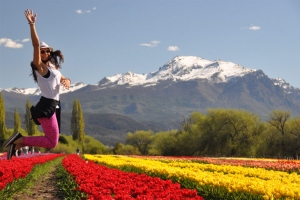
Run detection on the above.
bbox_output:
[24,9,37,24]
[61,78,71,90]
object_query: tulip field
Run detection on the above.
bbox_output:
[1,153,300,199]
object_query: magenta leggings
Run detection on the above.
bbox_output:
[22,113,59,148]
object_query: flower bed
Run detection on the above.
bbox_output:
[0,153,64,190]
[62,154,204,199]
[84,155,300,200]
[142,156,300,173]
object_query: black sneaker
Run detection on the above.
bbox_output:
[3,132,22,148]
[7,144,16,160]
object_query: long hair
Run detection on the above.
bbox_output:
[50,50,64,69]
[30,50,64,83]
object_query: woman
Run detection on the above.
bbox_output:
[3,9,71,159]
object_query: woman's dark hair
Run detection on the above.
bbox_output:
[30,50,64,83]
[50,50,64,69]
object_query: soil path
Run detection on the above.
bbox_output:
[12,162,63,200]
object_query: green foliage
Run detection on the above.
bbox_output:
[59,135,69,144]
[13,108,21,133]
[151,130,178,156]
[114,144,141,155]
[0,93,6,149]
[267,110,291,157]
[125,130,154,155]
[113,108,300,158]
[83,135,108,154]
[113,142,123,154]
[194,109,265,157]
[286,116,300,157]
[49,134,108,154]
[71,99,85,143]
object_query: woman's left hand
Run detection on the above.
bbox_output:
[61,78,71,90]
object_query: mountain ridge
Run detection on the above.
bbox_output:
[1,56,298,95]
[2,55,300,145]
[1,56,300,119]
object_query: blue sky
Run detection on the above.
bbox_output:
[1,0,300,89]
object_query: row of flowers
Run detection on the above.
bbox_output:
[62,154,204,199]
[84,155,300,200]
[0,153,64,190]
[140,156,300,173]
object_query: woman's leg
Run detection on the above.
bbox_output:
[22,114,59,149]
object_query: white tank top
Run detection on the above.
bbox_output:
[35,64,61,101]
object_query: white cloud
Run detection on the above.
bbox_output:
[76,10,84,14]
[76,7,97,14]
[0,38,23,48]
[22,38,30,42]
[139,40,160,47]
[167,46,180,51]
[240,25,261,31]
[249,26,261,31]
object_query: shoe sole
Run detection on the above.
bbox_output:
[3,132,21,148]
[7,144,15,160]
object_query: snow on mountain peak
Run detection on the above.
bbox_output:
[60,82,87,94]
[0,82,87,96]
[4,56,297,95]
[99,56,256,88]
[3,87,40,95]
[116,71,147,85]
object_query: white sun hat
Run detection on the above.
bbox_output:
[40,41,53,51]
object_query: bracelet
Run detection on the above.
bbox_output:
[28,22,35,25]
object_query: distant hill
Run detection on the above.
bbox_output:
[2,56,300,146]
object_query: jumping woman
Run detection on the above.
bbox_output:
[3,9,71,159]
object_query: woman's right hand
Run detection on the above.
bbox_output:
[24,9,37,24]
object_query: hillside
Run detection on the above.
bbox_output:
[2,56,300,146]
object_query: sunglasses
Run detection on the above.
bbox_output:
[41,49,51,54]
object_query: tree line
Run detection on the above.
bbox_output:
[117,109,300,159]
[1,92,300,158]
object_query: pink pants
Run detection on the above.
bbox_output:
[22,113,59,148]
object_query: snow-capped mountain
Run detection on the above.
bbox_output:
[2,55,300,122]
[0,56,298,95]
[98,56,257,88]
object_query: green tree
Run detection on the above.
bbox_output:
[25,100,38,136]
[113,142,123,154]
[151,130,178,156]
[126,130,154,155]
[177,113,206,156]
[14,108,21,133]
[0,93,6,148]
[114,144,141,155]
[197,109,264,157]
[267,110,290,157]
[286,116,300,158]
[71,99,85,151]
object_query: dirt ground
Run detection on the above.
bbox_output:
[12,163,64,200]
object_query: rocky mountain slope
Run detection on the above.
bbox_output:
[2,56,300,145]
